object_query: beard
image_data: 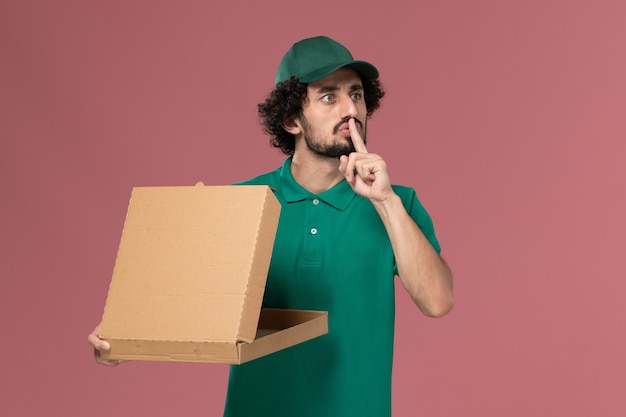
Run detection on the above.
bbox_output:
[301,116,367,158]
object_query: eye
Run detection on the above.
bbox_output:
[321,94,335,103]
[350,92,363,101]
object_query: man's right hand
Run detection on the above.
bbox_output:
[87,323,124,367]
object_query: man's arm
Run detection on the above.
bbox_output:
[371,194,454,317]
[339,118,454,317]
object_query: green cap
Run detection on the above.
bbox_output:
[274,36,379,85]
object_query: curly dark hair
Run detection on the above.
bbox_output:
[257,75,385,155]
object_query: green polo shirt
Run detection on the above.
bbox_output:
[224,158,440,417]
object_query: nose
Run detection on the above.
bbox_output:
[340,93,358,119]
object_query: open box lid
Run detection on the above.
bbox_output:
[100,184,319,363]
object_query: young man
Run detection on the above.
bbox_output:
[89,36,454,417]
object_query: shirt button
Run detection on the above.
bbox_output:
[312,199,320,205]
[310,228,318,235]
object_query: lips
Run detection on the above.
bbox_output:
[334,117,363,136]
[337,123,351,135]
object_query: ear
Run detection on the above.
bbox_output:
[282,117,302,135]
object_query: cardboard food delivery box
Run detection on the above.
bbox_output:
[99,183,328,364]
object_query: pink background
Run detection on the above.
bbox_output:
[2,1,625,416]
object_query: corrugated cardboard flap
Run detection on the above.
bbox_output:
[238,308,328,364]
[101,308,328,364]
[100,184,284,362]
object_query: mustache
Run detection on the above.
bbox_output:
[333,117,364,135]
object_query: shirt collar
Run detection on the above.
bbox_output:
[279,158,357,211]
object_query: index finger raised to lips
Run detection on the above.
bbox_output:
[348,118,368,153]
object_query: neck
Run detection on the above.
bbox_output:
[291,151,344,195]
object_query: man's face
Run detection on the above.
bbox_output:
[296,67,368,158]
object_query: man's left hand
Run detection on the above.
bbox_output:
[339,118,394,203]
